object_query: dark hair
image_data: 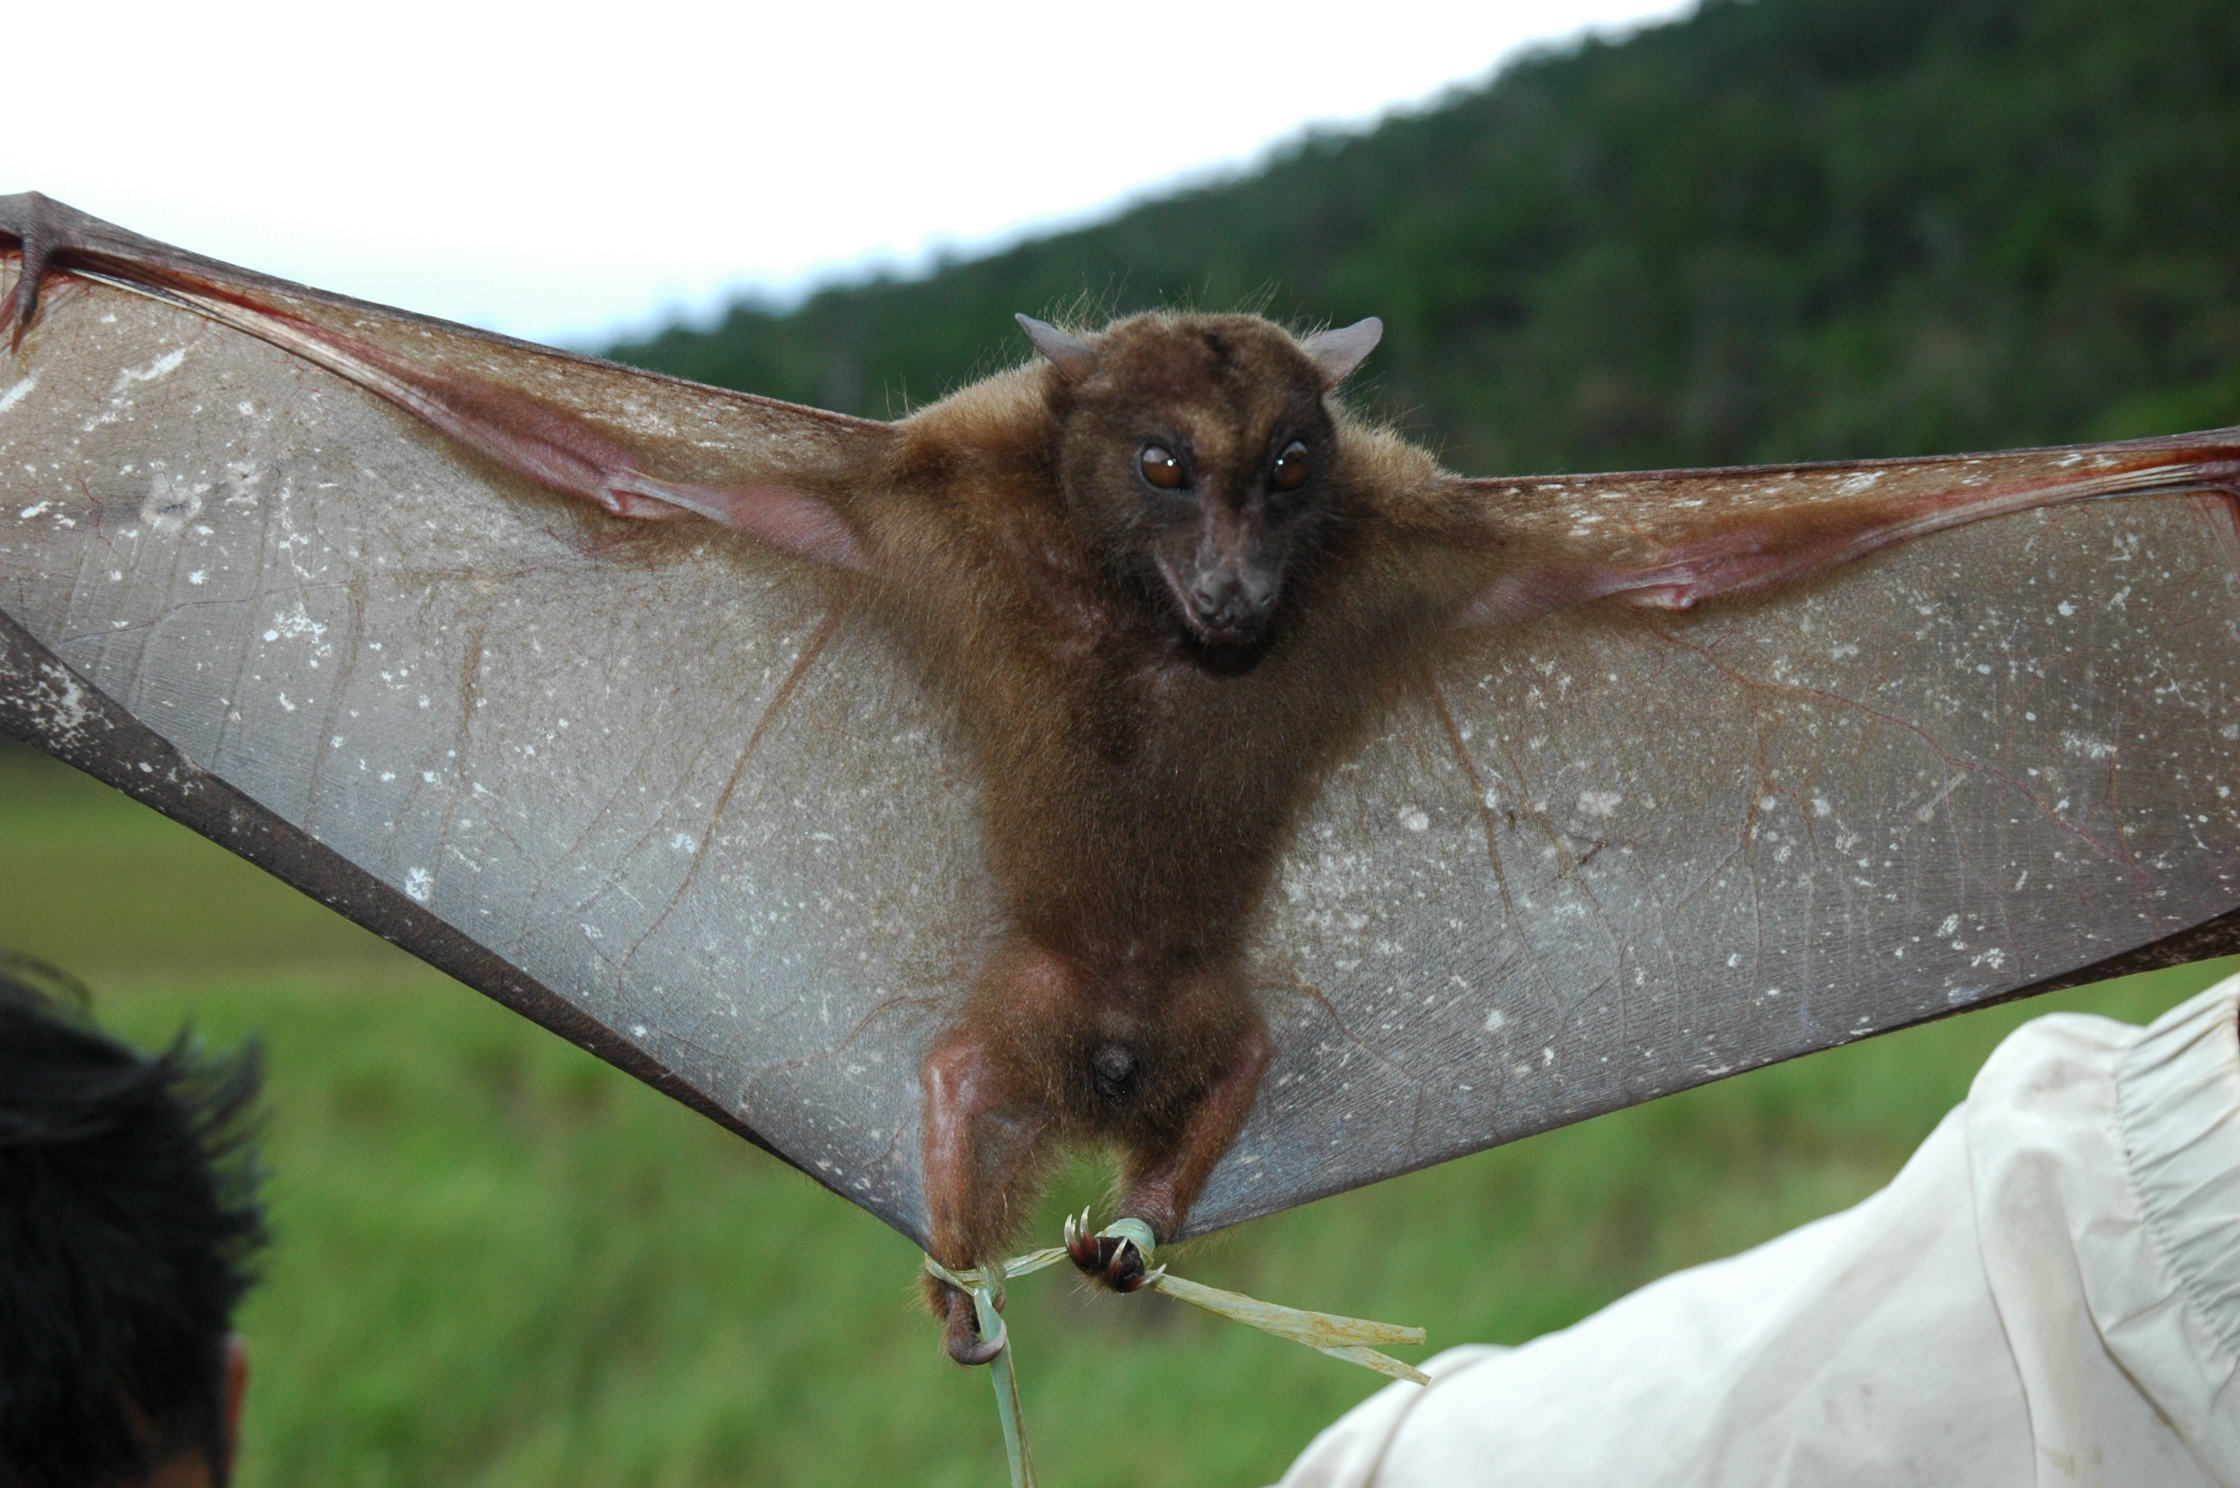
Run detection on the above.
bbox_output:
[0,956,268,1487]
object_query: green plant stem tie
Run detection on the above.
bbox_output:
[1077,1214,1431,1385]
[925,1247,1064,1488]
[925,1216,1428,1485]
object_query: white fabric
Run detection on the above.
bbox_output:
[1276,975,2240,1488]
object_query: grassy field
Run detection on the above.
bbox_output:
[2,737,2229,1487]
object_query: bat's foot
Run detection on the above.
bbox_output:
[1064,1209,1152,1292]
[937,1281,1005,1367]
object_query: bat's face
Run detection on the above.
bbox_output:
[1054,315,1340,659]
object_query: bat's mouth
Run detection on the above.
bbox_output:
[1178,613,1277,676]
[1194,618,1259,646]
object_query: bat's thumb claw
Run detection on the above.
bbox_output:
[4,192,70,353]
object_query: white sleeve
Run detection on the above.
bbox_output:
[1274,975,2240,1488]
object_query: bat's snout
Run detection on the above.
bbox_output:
[1185,564,1278,645]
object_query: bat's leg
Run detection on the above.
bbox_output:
[921,1025,1053,1366]
[1067,1015,1271,1290]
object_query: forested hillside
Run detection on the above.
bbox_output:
[612,0,2240,478]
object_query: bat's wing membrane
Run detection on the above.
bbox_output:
[1193,438,2240,1233]
[0,199,976,1241]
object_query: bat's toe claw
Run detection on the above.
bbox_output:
[1066,1219,1152,1292]
[940,1286,1004,1367]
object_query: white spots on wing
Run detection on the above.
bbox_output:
[1397,806,1430,833]
[1812,797,1833,817]
[276,693,296,712]
[1836,470,1885,495]
[138,472,203,534]
[630,1024,649,1039]
[1483,1007,1508,1033]
[1577,790,1622,818]
[403,868,433,903]
[1540,1046,1555,1067]
[17,500,50,520]
[1830,643,1859,660]
[2061,732,2116,761]
[0,376,36,415]
[2057,600,2076,617]
[2108,585,2132,609]
[1727,952,1742,968]
[583,923,605,941]
[671,832,697,853]
[421,771,439,784]
[1938,913,1961,937]
[36,666,90,735]
[264,606,327,644]
[188,571,206,586]
[110,346,187,393]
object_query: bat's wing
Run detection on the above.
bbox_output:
[0,196,983,1240]
[1193,434,2240,1233]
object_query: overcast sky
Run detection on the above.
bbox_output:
[15,0,1689,346]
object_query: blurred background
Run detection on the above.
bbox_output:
[7,0,2240,1481]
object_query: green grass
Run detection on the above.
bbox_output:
[2,739,2230,1486]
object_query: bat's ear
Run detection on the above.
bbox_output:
[1016,314,1099,381]
[1300,317,1383,388]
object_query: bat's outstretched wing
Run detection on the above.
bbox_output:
[1191,437,2240,1232]
[0,196,977,1240]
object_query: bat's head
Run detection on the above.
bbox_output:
[1019,311,1381,659]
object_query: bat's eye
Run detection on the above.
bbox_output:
[1270,440,1310,493]
[1139,445,1187,491]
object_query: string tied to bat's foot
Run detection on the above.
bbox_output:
[923,1247,1062,1488]
[924,1215,1428,1488]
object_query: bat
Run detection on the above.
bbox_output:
[5,193,2239,1365]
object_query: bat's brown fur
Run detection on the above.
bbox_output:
[853,313,1491,1363]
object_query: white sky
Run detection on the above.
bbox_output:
[13,0,1689,347]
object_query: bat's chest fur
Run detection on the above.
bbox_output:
[927,542,1382,991]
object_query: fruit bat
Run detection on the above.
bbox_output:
[4,193,2239,1363]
